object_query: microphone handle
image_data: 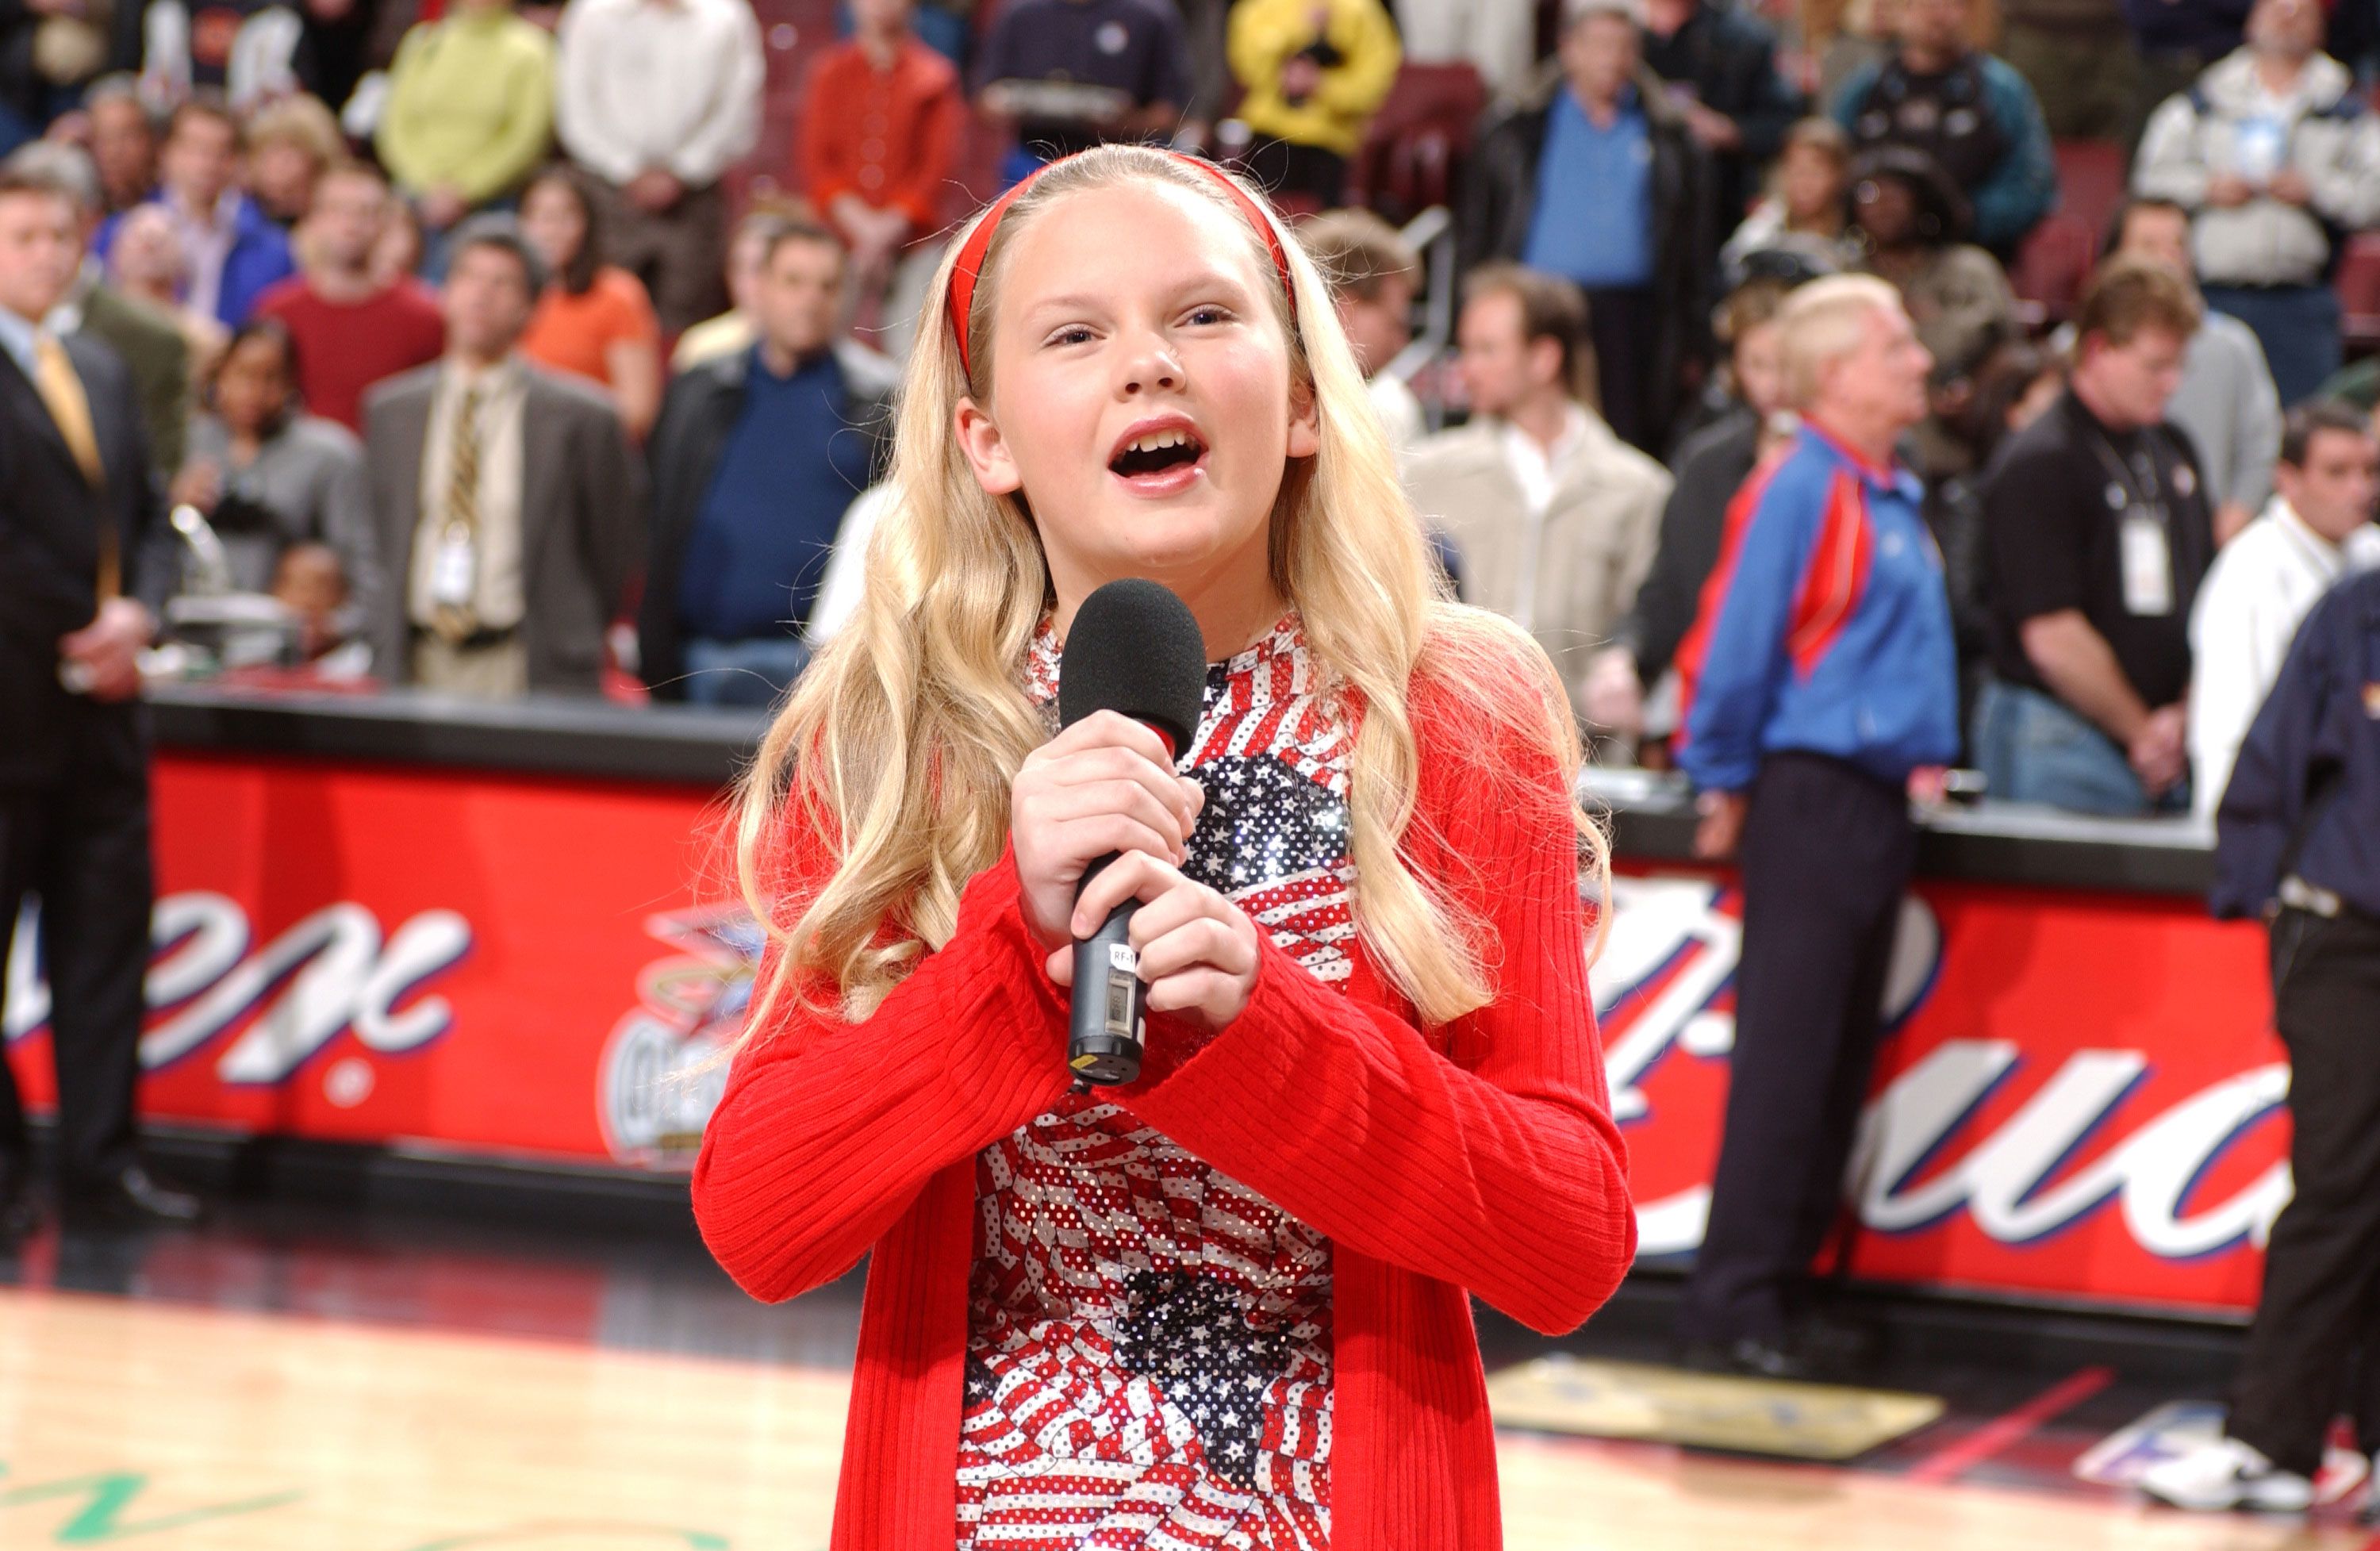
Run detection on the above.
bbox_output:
[1066,851,1146,1086]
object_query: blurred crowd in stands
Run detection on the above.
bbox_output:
[10,0,2380,821]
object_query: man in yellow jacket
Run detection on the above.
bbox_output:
[1228,0,1400,209]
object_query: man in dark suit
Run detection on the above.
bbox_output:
[5,140,194,482]
[361,216,644,696]
[0,164,203,1242]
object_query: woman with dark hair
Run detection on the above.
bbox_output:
[517,164,663,438]
[167,318,384,658]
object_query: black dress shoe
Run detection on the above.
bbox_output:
[1676,1335,1818,1382]
[59,1165,205,1227]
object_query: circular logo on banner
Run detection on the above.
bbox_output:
[1097,20,1128,53]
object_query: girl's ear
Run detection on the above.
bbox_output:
[1287,375,1321,460]
[954,395,1023,496]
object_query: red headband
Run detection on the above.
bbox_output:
[945,151,1299,379]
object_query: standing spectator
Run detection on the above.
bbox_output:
[1392,0,1537,102]
[2153,563,2380,1515]
[0,163,202,1239]
[553,0,762,337]
[242,94,344,230]
[1404,263,1672,717]
[2187,401,2380,816]
[163,317,383,656]
[1464,0,1718,452]
[374,0,555,250]
[1999,0,2135,140]
[1975,259,2214,814]
[96,95,294,328]
[1586,271,1801,747]
[1848,144,2015,474]
[83,75,159,217]
[133,0,305,108]
[106,202,229,378]
[1226,0,1403,211]
[1641,0,1806,228]
[1723,117,1860,280]
[255,161,447,435]
[1672,275,1958,1376]
[2132,0,2380,407]
[798,0,963,363]
[516,164,662,440]
[672,208,782,374]
[973,0,1193,177]
[1833,0,2058,257]
[360,215,642,694]
[2107,194,2283,543]
[9,140,193,482]
[639,221,896,706]
[2125,0,2251,141]
[1300,206,1425,457]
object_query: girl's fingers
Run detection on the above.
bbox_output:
[1144,967,1235,1015]
[1132,912,1252,986]
[1069,849,1186,939]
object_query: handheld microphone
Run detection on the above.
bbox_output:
[1056,578,1208,1087]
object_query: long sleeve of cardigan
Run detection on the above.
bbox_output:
[691,840,1075,1303]
[1123,708,1637,1338]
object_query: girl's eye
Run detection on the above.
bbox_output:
[1048,325,1096,347]
[1185,306,1233,327]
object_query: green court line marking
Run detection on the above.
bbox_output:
[0,1470,305,1544]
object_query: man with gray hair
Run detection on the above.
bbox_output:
[1670,274,1960,1376]
[5,140,190,481]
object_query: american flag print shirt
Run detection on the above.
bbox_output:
[956,608,1355,1550]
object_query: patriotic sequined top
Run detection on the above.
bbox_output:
[955,606,1356,1551]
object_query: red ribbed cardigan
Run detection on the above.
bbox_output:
[691,671,1637,1549]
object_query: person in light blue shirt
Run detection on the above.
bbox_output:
[1466,0,1719,451]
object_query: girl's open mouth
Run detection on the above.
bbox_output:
[1107,420,1210,497]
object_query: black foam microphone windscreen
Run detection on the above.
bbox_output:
[1057,579,1209,1085]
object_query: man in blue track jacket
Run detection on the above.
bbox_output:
[1671,274,1961,1376]
[2143,567,2380,1513]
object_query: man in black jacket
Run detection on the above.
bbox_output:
[1461,0,1720,454]
[1641,0,1806,231]
[2144,566,2380,1513]
[639,219,897,705]
[0,163,201,1242]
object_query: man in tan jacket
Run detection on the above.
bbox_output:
[1406,263,1672,722]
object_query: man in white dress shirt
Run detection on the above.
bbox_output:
[2187,400,2380,815]
[552,0,764,333]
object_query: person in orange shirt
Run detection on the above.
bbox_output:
[516,163,662,440]
[797,0,964,359]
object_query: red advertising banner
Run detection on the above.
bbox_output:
[0,753,2284,1317]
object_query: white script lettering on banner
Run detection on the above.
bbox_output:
[3,894,473,1083]
[1591,875,2291,1261]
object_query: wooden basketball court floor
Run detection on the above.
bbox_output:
[0,1210,2370,1551]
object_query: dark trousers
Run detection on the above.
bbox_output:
[0,733,153,1186]
[2227,906,2380,1476]
[1677,752,1917,1347]
[1582,286,1659,455]
[592,178,730,337]
[1239,136,1346,213]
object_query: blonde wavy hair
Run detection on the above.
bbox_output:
[730,144,1606,1051]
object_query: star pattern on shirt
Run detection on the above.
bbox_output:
[955,609,1348,1551]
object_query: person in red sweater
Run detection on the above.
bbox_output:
[691,143,1636,1549]
[797,0,963,358]
[255,163,445,434]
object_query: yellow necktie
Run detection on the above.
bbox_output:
[33,332,114,600]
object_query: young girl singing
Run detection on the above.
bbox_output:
[692,144,1634,1550]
